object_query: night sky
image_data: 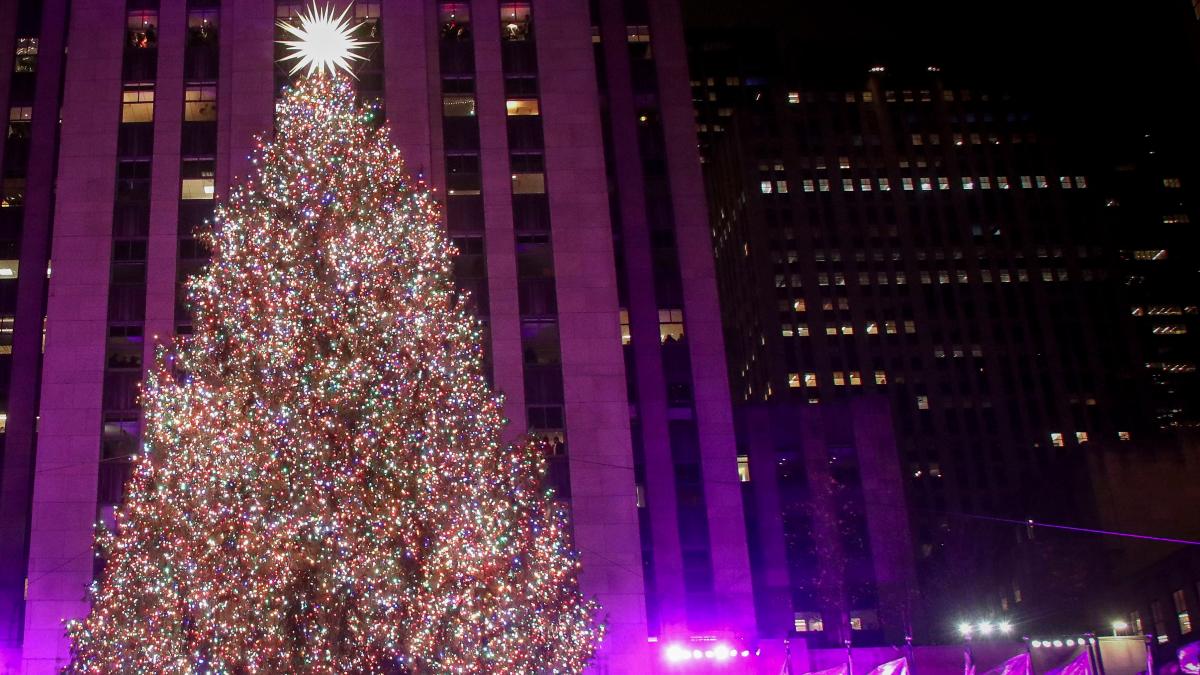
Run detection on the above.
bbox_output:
[682,0,1200,148]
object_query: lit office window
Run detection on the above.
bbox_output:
[658,309,684,342]
[122,85,155,123]
[184,85,217,122]
[506,98,539,116]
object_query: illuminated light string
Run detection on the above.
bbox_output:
[66,75,602,673]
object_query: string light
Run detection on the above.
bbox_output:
[66,75,603,673]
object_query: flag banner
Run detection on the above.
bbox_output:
[866,657,910,675]
[801,663,850,675]
[1179,640,1200,675]
[981,653,1033,675]
[1044,650,1093,675]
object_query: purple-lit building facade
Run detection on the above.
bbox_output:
[0,0,759,671]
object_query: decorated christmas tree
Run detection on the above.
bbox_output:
[65,68,601,673]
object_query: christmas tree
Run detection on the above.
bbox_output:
[66,74,602,673]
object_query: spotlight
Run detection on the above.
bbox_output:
[1053,640,1064,648]
[741,650,751,657]
[959,622,974,637]
[999,621,1013,634]
[1032,641,1043,648]
[1066,639,1076,647]
[664,644,688,663]
[978,622,994,636]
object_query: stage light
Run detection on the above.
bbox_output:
[959,622,974,637]
[665,644,688,663]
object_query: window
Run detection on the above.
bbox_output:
[619,309,630,345]
[1175,590,1192,634]
[794,613,824,632]
[127,10,158,49]
[14,37,38,73]
[658,308,683,342]
[181,160,215,200]
[849,371,862,386]
[8,106,32,140]
[122,85,155,123]
[787,91,800,104]
[760,180,773,194]
[626,25,650,42]
[443,94,476,117]
[184,85,217,122]
[500,3,532,41]
[1118,431,1132,441]
[1050,432,1064,447]
[506,98,539,116]
[1163,214,1190,224]
[850,616,863,630]
[916,395,929,410]
[832,372,845,386]
[737,455,750,482]
[1075,431,1089,443]
[788,373,801,388]
[512,173,545,194]
[440,3,471,40]
[187,9,218,41]
[1164,178,1182,189]
[776,180,789,194]
[803,372,817,387]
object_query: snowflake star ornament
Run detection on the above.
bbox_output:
[277,3,372,78]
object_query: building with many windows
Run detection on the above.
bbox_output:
[698,56,1152,638]
[0,0,758,671]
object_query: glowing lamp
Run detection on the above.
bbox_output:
[664,644,688,663]
[958,622,973,637]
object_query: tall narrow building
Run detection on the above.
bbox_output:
[2,1,756,671]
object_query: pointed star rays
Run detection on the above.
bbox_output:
[277,3,373,78]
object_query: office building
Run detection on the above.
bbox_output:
[0,0,756,670]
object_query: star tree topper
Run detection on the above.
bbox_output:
[277,2,372,78]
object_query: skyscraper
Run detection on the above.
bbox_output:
[697,54,1148,636]
[0,1,756,671]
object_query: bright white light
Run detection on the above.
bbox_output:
[1053,640,1064,648]
[999,621,1013,634]
[1066,639,1076,647]
[1032,641,1043,648]
[277,2,372,78]
[978,622,994,636]
[692,650,703,660]
[741,650,751,657]
[1112,620,1128,631]
[714,644,733,660]
[704,650,714,659]
[665,644,688,663]
[959,622,973,637]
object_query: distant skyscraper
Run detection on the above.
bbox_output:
[694,48,1150,636]
[0,0,757,670]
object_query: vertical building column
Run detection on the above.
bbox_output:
[143,0,185,369]
[473,0,526,438]
[534,0,649,670]
[595,0,688,636]
[21,2,126,671]
[382,0,436,179]
[647,0,756,636]
[217,0,273,192]
[0,0,69,650]
[852,397,920,643]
